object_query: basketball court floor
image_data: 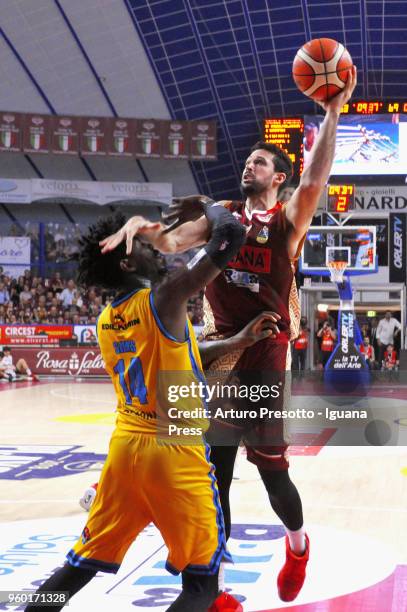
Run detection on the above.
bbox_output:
[0,379,406,611]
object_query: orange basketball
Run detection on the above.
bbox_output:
[292,38,353,102]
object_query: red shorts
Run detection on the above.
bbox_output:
[206,337,291,471]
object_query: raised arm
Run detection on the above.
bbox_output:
[99,196,228,256]
[285,67,357,252]
[153,204,246,340]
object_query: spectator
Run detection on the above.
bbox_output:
[79,304,89,323]
[50,272,63,292]
[17,275,25,289]
[317,320,337,368]
[37,295,47,309]
[376,311,401,364]
[58,279,78,307]
[19,284,33,305]
[23,312,32,324]
[48,305,59,321]
[0,347,37,381]
[382,343,399,372]
[0,282,10,305]
[9,287,20,308]
[360,323,371,340]
[359,336,375,369]
[45,290,55,307]
[292,316,309,372]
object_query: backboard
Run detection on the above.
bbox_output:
[300,225,377,276]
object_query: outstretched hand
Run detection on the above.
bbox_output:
[162,195,214,234]
[317,65,357,114]
[99,216,162,255]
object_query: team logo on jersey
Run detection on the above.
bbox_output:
[228,245,271,273]
[102,317,140,331]
[224,269,260,293]
[256,226,269,244]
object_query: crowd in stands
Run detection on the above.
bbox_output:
[314,311,401,371]
[8,221,82,263]
[0,262,204,327]
[0,269,100,325]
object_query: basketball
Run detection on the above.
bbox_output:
[292,38,353,102]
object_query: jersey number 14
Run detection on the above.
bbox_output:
[113,358,148,405]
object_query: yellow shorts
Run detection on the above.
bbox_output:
[67,429,231,575]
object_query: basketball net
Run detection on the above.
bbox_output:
[327,260,348,284]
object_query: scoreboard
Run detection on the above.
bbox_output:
[263,100,407,183]
[264,117,304,182]
[340,99,407,114]
[326,184,355,213]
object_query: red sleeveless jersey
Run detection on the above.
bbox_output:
[294,329,309,350]
[360,344,373,359]
[321,330,334,352]
[203,200,301,342]
[384,350,397,365]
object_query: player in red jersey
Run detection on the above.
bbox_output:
[102,67,357,604]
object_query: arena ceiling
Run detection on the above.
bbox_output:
[0,0,406,201]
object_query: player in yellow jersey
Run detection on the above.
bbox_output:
[25,204,256,612]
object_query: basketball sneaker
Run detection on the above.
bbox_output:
[277,534,309,602]
[208,592,243,612]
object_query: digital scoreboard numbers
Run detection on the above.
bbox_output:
[263,118,304,182]
[326,184,355,213]
[340,100,407,114]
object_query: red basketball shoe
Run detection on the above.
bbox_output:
[277,534,310,602]
[208,592,243,612]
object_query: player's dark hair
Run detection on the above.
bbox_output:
[77,214,128,291]
[250,141,293,195]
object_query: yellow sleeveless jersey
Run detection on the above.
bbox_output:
[97,288,208,435]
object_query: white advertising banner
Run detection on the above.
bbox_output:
[0,178,172,206]
[31,179,100,204]
[0,178,31,203]
[0,236,31,278]
[318,185,407,213]
[100,181,172,205]
[354,186,407,212]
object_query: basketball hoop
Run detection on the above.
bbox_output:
[327,260,348,284]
